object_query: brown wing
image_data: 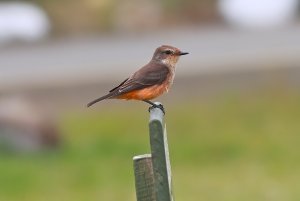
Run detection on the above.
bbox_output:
[110,62,169,96]
[87,62,169,107]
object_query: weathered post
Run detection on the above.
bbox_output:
[133,104,173,201]
[133,154,155,201]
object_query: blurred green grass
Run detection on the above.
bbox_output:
[1,90,300,201]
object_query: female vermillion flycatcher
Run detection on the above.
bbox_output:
[87,45,188,114]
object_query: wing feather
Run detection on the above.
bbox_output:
[110,62,169,96]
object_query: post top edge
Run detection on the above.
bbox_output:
[133,154,152,160]
[149,102,164,122]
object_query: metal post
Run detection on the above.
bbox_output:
[133,103,173,201]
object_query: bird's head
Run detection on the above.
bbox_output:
[152,45,188,66]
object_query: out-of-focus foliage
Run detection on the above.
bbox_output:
[1,90,300,201]
[29,0,218,34]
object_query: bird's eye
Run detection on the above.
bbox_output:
[165,50,172,55]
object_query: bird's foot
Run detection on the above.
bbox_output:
[148,103,165,115]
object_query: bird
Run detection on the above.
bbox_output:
[87,45,188,114]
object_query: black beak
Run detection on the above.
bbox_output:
[179,52,189,56]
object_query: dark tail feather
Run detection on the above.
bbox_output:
[87,93,114,107]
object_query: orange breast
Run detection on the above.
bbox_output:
[116,84,168,100]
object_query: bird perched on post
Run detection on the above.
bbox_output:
[87,45,188,114]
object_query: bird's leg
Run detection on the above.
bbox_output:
[143,100,165,114]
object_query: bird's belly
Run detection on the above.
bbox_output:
[116,84,168,100]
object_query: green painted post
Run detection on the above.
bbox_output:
[149,105,173,201]
[133,103,173,201]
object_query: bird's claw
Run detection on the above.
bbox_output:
[148,103,165,115]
